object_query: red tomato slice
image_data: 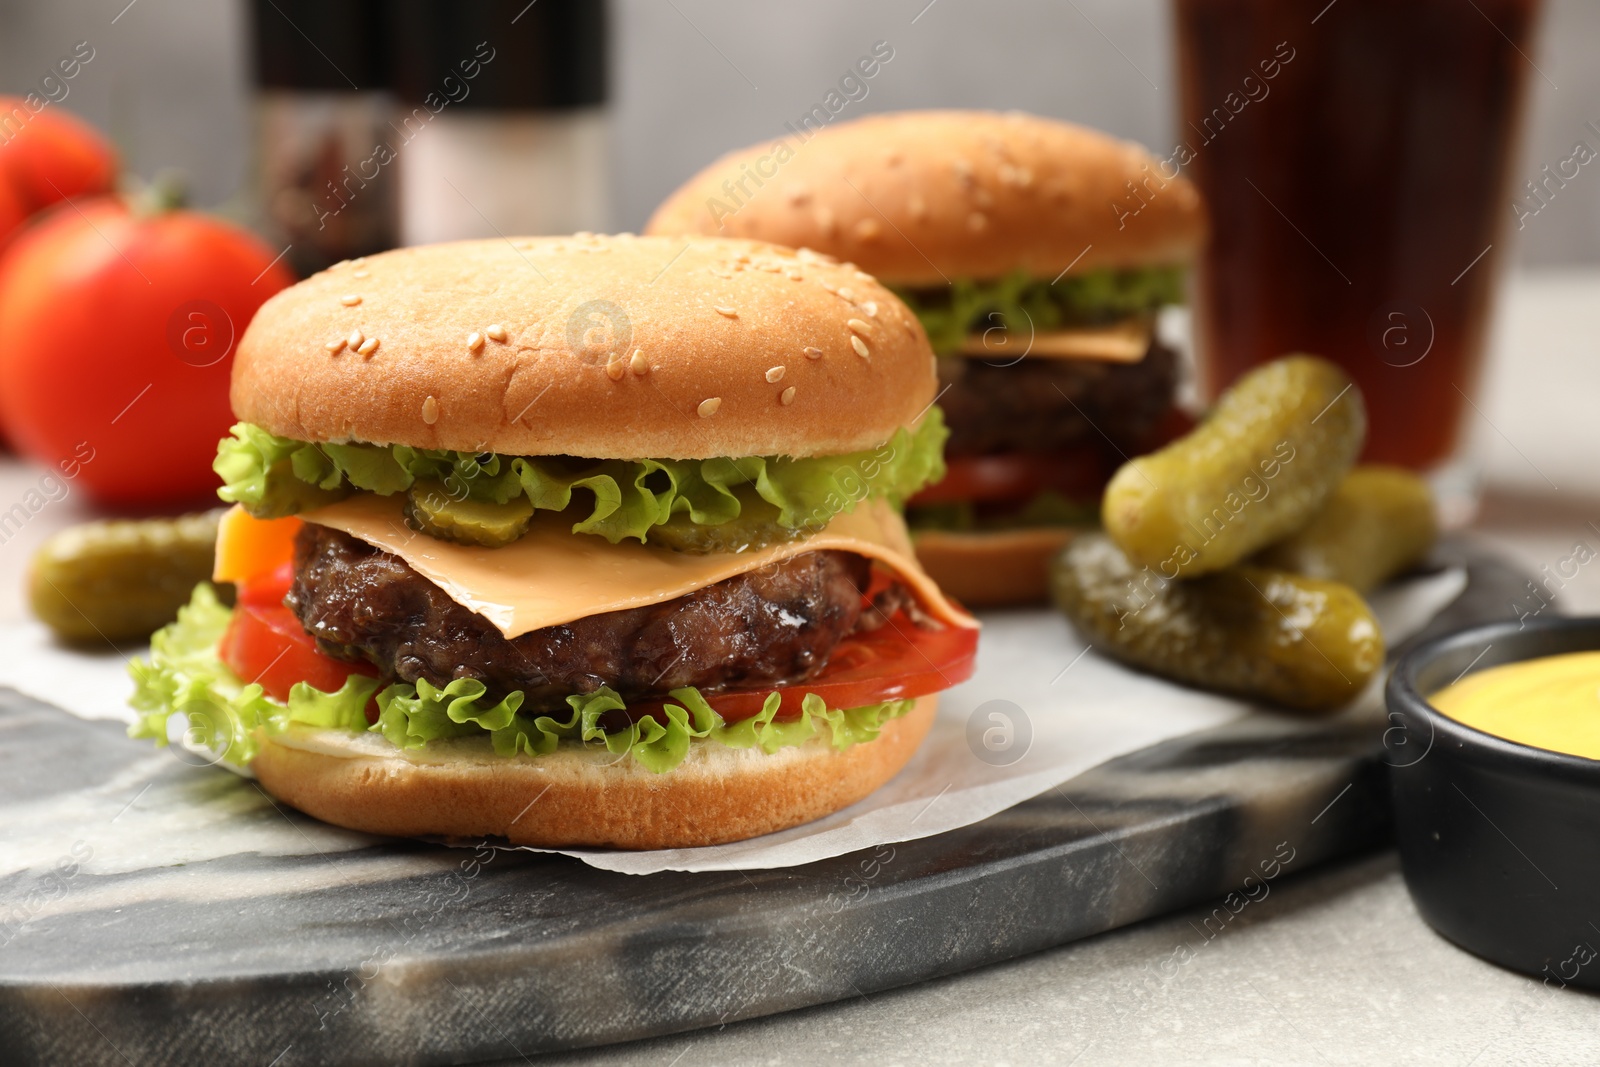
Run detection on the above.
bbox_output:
[219,600,376,704]
[911,447,1112,507]
[626,614,978,723]
[237,561,293,609]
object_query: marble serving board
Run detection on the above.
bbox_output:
[0,540,1527,1067]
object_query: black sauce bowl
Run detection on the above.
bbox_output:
[1387,616,1600,991]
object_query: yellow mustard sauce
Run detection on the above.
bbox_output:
[1429,650,1600,760]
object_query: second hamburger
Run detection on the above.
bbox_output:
[647,110,1206,605]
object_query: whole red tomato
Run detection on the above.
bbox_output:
[0,96,117,249]
[0,196,294,506]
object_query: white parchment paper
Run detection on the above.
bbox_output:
[0,568,1465,875]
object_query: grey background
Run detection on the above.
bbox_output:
[1,0,1597,264]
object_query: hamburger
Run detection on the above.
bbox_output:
[647,110,1206,605]
[129,233,977,849]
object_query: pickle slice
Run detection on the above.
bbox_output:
[29,511,228,644]
[1051,532,1384,713]
[647,498,806,554]
[1103,355,1366,579]
[405,481,534,547]
[1253,465,1437,593]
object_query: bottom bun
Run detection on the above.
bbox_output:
[253,695,938,849]
[913,527,1078,608]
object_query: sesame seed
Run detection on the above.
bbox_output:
[698,397,722,418]
[605,359,626,381]
[758,261,782,272]
[766,365,786,383]
[854,218,881,240]
[819,281,838,295]
[486,324,508,342]
[352,257,367,266]
[422,396,439,424]
[467,332,484,352]
[357,337,379,356]
[786,270,804,281]
[714,306,738,318]
[781,386,796,406]
[341,294,362,307]
[787,185,811,205]
[851,336,871,359]
[330,259,351,270]
[804,346,824,360]
[735,253,751,264]
[837,286,856,301]
[908,195,928,218]
[353,270,370,279]
[348,329,364,349]
[863,301,879,317]
[325,338,347,353]
[847,318,872,336]
[815,207,836,234]
[630,349,649,375]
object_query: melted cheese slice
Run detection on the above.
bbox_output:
[300,494,978,638]
[958,318,1153,363]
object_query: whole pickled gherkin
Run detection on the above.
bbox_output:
[1103,355,1366,579]
[1051,532,1384,712]
[405,481,534,547]
[29,511,227,644]
[1253,465,1437,593]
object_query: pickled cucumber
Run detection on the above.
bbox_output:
[29,511,227,645]
[1253,466,1437,593]
[1103,355,1366,579]
[1051,532,1384,712]
[648,499,805,554]
[405,481,534,547]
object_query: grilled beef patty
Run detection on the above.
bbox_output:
[937,340,1177,456]
[286,524,873,711]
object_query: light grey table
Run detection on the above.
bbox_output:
[3,270,1598,1064]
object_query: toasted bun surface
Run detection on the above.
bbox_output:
[646,110,1205,287]
[913,527,1078,608]
[251,696,938,849]
[231,234,935,459]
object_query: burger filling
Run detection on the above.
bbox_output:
[129,411,978,774]
[892,265,1187,533]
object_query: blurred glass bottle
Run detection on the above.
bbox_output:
[388,0,610,245]
[251,0,398,277]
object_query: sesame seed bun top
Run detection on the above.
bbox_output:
[230,234,937,460]
[644,110,1206,288]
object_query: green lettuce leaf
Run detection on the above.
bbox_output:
[894,265,1186,355]
[213,409,948,544]
[127,584,381,765]
[129,587,915,775]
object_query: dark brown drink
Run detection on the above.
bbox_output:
[1173,0,1544,470]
